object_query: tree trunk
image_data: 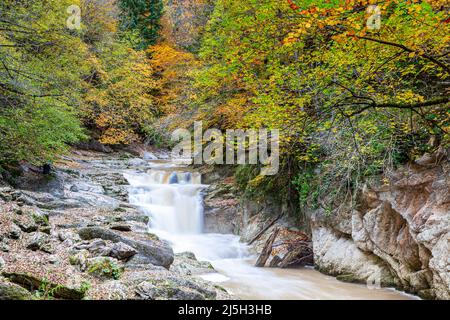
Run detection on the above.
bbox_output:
[255,227,279,267]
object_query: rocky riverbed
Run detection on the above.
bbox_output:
[0,149,232,300]
[1,147,448,300]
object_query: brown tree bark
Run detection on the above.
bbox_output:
[255,227,280,267]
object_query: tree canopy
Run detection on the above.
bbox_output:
[1,0,448,217]
[159,0,449,213]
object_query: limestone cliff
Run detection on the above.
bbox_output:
[311,148,449,299]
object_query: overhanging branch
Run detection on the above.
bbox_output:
[355,36,450,74]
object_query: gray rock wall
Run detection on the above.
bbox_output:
[311,148,450,299]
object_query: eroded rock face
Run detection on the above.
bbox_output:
[312,148,450,299]
[312,226,397,287]
[203,182,242,234]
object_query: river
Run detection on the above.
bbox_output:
[123,160,417,300]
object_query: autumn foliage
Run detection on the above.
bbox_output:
[1,0,448,215]
[158,0,449,212]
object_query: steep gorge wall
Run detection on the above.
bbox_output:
[311,148,449,299]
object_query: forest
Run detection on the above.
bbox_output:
[0,0,449,302]
[1,0,449,218]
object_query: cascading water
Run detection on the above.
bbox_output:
[125,170,203,234]
[124,166,248,261]
[124,159,416,300]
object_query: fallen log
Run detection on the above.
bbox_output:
[255,227,279,267]
[277,242,313,268]
[248,213,283,245]
[268,255,282,267]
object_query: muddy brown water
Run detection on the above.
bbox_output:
[206,259,417,300]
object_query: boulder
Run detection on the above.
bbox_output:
[125,255,167,271]
[75,139,113,153]
[2,272,86,300]
[109,242,137,260]
[171,252,214,276]
[143,152,157,160]
[0,239,10,253]
[15,172,65,198]
[13,216,38,233]
[0,187,14,202]
[127,158,147,167]
[0,281,33,300]
[6,224,22,240]
[135,276,216,300]
[78,227,174,268]
[110,223,132,232]
[57,230,81,245]
[26,232,54,253]
[75,239,111,256]
[74,239,137,261]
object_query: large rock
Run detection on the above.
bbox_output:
[0,281,33,300]
[170,252,214,276]
[0,187,14,201]
[0,238,10,252]
[75,239,138,261]
[2,272,86,300]
[110,242,137,260]
[311,148,450,299]
[5,224,22,240]
[127,158,147,167]
[78,227,174,269]
[135,276,216,300]
[312,226,397,287]
[26,232,54,254]
[15,171,65,198]
[75,139,112,153]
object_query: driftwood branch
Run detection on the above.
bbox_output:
[248,213,284,245]
[255,227,279,267]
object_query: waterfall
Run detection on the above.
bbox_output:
[124,170,204,234]
[124,166,248,261]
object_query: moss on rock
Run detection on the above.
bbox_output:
[0,281,33,300]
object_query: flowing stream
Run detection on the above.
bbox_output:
[124,160,416,300]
